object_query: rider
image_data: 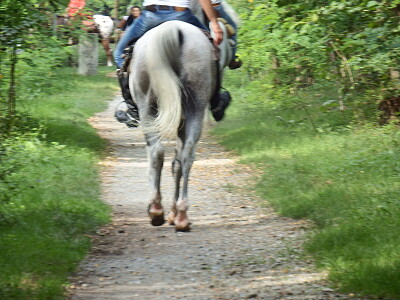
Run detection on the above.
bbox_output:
[117,6,142,32]
[211,0,241,69]
[114,0,230,127]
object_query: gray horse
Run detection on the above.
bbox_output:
[128,21,218,231]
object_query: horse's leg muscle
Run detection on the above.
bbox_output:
[174,115,204,232]
[145,132,165,226]
[168,125,185,225]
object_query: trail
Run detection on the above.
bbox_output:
[68,95,364,300]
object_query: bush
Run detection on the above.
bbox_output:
[0,122,110,299]
[214,69,400,298]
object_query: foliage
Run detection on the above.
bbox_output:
[234,0,400,119]
[0,0,117,120]
[87,0,142,16]
[0,67,116,299]
[34,67,118,150]
[0,0,118,298]
[0,0,70,117]
[218,1,400,297]
[215,67,400,298]
[0,131,109,299]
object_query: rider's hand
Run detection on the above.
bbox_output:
[210,21,223,45]
[197,0,223,44]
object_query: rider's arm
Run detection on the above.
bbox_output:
[197,0,223,45]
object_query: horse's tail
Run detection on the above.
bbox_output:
[145,22,183,137]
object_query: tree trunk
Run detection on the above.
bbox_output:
[8,46,17,116]
[114,0,119,20]
[78,33,99,76]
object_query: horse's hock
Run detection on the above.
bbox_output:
[79,33,99,76]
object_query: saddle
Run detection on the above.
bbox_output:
[120,29,220,72]
[118,26,226,122]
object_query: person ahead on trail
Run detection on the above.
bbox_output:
[118,5,142,32]
[113,0,233,128]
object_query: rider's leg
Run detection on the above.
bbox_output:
[115,9,208,97]
[213,4,241,69]
[114,11,153,68]
[114,11,155,127]
[115,69,140,127]
[209,60,231,122]
[115,8,229,124]
[114,9,207,68]
[213,5,236,48]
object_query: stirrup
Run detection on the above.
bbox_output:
[115,101,140,128]
[229,56,242,70]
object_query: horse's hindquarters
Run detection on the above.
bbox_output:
[129,21,218,231]
[131,21,217,136]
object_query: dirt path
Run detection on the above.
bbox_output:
[68,96,363,300]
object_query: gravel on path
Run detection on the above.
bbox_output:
[68,96,367,300]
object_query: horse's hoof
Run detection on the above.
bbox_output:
[150,214,165,226]
[167,212,176,225]
[174,211,190,232]
[175,223,191,232]
[148,204,165,226]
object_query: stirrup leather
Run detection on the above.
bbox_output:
[121,45,134,72]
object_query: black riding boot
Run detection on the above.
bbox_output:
[209,59,231,122]
[210,90,231,122]
[115,70,140,128]
[229,56,242,70]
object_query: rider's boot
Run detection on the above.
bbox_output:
[211,89,231,122]
[228,55,242,70]
[115,69,140,128]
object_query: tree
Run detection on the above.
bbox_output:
[0,0,68,119]
[236,0,400,121]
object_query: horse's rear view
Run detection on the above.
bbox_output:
[129,21,218,231]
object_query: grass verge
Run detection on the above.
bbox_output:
[0,66,118,299]
[214,71,400,299]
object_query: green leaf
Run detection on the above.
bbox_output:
[366,1,379,8]
[310,14,319,22]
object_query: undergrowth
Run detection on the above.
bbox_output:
[0,66,117,299]
[214,71,400,299]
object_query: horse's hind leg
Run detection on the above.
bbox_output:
[101,38,113,67]
[174,117,204,232]
[145,133,165,226]
[168,126,184,225]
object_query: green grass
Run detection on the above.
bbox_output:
[24,67,119,152]
[0,66,117,299]
[214,71,400,299]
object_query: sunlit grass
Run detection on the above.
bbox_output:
[214,71,400,299]
[26,66,119,152]
[0,66,117,299]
